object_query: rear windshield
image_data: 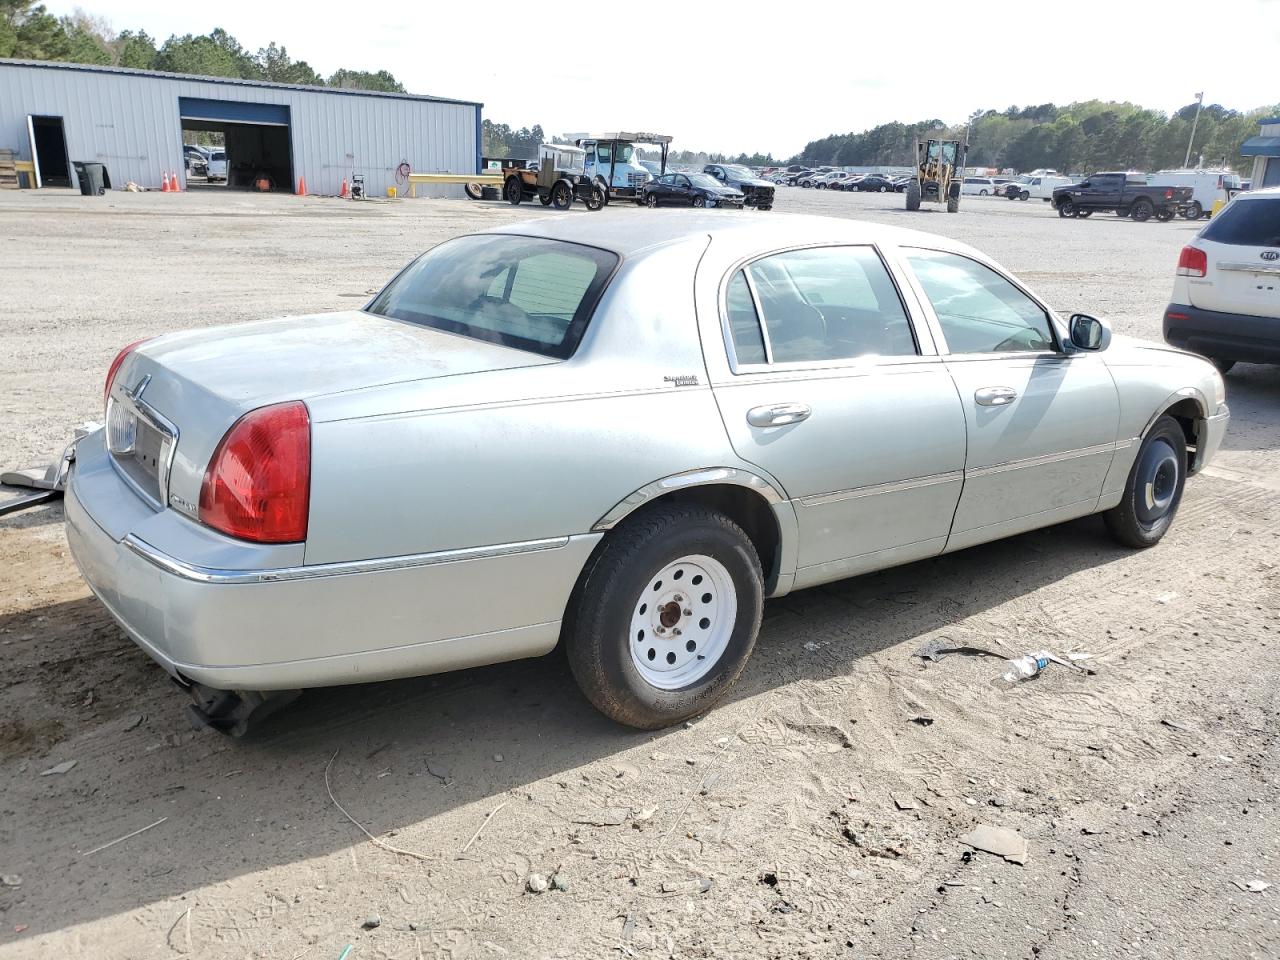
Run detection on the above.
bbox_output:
[367,235,618,359]
[1201,198,1280,247]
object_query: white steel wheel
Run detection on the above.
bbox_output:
[628,555,737,690]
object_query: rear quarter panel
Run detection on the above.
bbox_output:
[301,237,755,564]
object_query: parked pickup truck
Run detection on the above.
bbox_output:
[1052,172,1193,222]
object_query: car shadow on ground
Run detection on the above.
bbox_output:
[1,513,1133,938]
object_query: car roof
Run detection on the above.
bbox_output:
[482,211,981,261]
[1235,186,1280,200]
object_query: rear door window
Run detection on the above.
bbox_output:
[1201,198,1280,247]
[724,246,917,366]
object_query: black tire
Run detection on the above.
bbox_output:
[946,195,960,213]
[1155,207,1175,222]
[692,195,706,207]
[464,182,484,201]
[1019,191,1030,200]
[1210,357,1236,374]
[594,176,610,205]
[504,176,523,205]
[1116,207,1129,218]
[584,184,605,212]
[879,185,887,192]
[1131,199,1153,222]
[563,504,764,729]
[539,192,553,206]
[551,180,572,211]
[1183,201,1203,220]
[645,192,658,208]
[1057,199,1077,218]
[905,180,921,211]
[979,189,988,196]
[759,205,772,211]
[1103,416,1187,549]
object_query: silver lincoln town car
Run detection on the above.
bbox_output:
[66,212,1229,733]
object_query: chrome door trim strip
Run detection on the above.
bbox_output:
[966,441,1117,479]
[797,470,963,508]
[123,534,570,584]
[1217,261,1280,275]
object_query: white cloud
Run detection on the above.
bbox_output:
[50,0,1280,158]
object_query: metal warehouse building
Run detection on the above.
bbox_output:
[0,58,481,196]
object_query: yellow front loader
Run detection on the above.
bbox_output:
[905,138,967,213]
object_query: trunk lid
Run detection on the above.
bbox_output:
[108,310,555,515]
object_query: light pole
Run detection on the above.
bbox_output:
[1183,92,1204,168]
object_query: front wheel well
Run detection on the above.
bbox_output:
[1157,398,1205,468]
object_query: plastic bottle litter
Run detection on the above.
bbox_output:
[1002,651,1053,683]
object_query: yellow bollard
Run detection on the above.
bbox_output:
[386,186,397,198]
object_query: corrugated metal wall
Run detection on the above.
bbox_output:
[0,60,479,197]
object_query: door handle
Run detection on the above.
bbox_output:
[975,386,1018,407]
[747,403,811,427]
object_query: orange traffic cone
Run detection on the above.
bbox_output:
[160,171,170,192]
[340,177,348,198]
[296,175,307,197]
[169,171,180,192]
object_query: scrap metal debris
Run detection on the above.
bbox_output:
[913,637,1003,663]
[40,760,77,776]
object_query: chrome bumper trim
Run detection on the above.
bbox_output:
[123,534,570,585]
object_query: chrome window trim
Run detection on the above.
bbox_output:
[717,242,927,375]
[797,470,963,508]
[965,441,1118,480]
[123,534,570,585]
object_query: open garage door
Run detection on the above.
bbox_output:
[178,98,293,192]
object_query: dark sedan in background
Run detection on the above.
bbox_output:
[643,173,744,208]
[852,174,897,193]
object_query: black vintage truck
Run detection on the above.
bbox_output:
[1052,172,1193,222]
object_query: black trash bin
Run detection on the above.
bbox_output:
[72,161,107,196]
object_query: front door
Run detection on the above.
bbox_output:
[27,115,71,188]
[700,244,968,588]
[899,247,1120,551]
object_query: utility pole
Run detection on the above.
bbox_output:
[1184,92,1204,168]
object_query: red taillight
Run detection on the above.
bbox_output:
[1164,188,1173,200]
[104,339,148,406]
[1176,246,1207,278]
[199,402,311,543]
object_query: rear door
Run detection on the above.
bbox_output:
[696,243,967,588]
[1190,194,1280,319]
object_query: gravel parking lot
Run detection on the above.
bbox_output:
[1,187,1277,960]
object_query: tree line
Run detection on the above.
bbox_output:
[0,2,405,92]
[793,101,1277,174]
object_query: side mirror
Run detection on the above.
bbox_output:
[1068,313,1111,352]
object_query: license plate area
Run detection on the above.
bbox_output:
[106,378,177,509]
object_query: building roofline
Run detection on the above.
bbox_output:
[0,58,483,108]
[1259,116,1280,126]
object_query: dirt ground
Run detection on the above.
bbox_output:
[1,187,1277,960]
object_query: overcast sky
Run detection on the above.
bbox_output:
[50,0,1280,158]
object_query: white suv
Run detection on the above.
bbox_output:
[1163,187,1280,373]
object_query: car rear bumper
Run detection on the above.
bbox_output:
[1163,302,1280,363]
[65,430,598,692]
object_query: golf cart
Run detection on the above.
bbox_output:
[576,132,673,204]
[503,144,605,211]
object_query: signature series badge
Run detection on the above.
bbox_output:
[663,375,700,387]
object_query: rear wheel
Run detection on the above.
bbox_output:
[1116,207,1129,218]
[504,176,523,205]
[1183,201,1203,220]
[905,180,921,211]
[539,192,553,206]
[1131,199,1154,222]
[645,192,658,208]
[563,504,764,729]
[1155,207,1175,222]
[1103,416,1187,549]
